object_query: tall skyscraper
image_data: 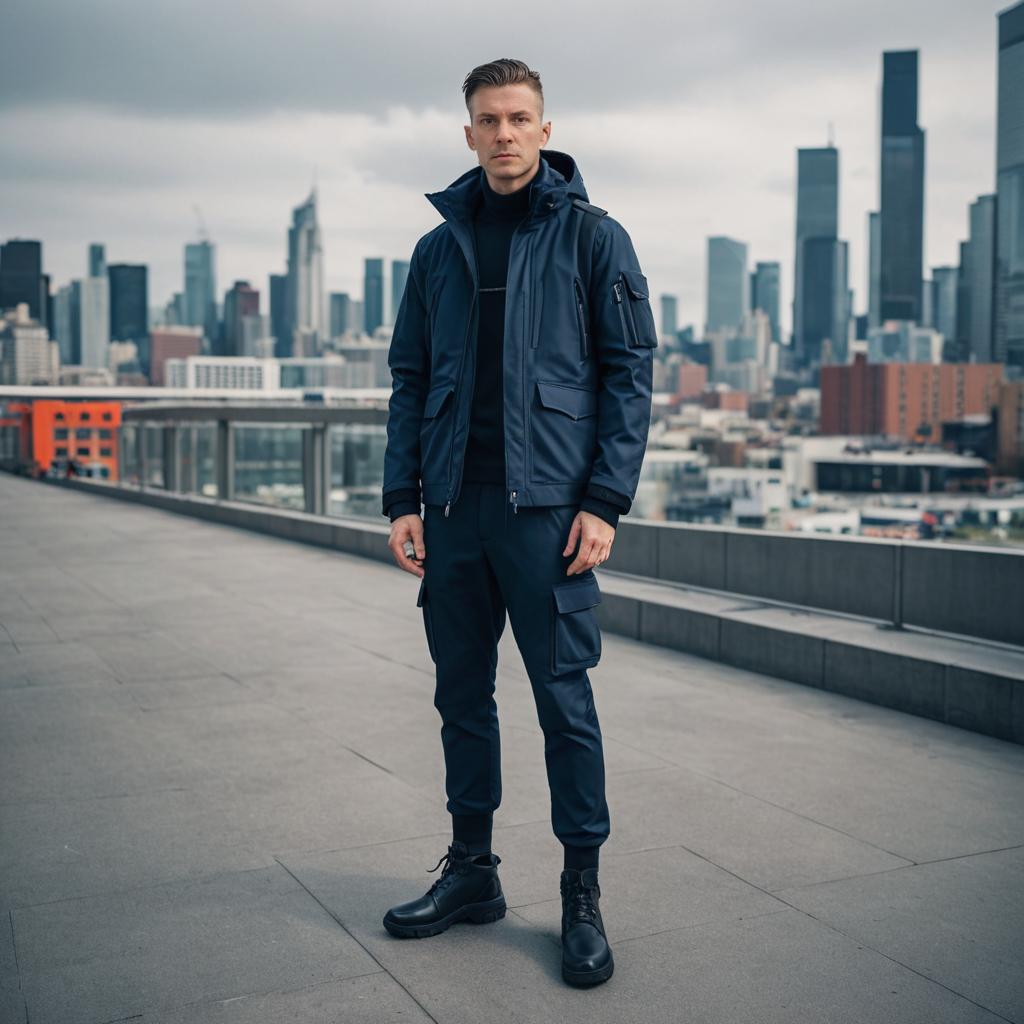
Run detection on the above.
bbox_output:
[867,211,881,329]
[269,273,288,357]
[660,294,678,338]
[705,236,747,335]
[80,242,109,370]
[108,264,149,371]
[184,241,217,346]
[956,240,973,361]
[966,194,997,363]
[53,280,81,365]
[751,261,781,343]
[88,243,106,278]
[794,147,848,365]
[390,260,410,326]
[286,189,324,349]
[0,239,46,326]
[364,258,385,336]
[223,281,260,357]
[995,1,1024,370]
[330,292,352,337]
[931,266,959,347]
[879,50,926,323]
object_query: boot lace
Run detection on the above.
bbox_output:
[564,878,600,925]
[425,846,461,897]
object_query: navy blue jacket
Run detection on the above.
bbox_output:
[381,149,656,520]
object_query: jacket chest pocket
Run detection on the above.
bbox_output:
[613,270,658,348]
[551,573,602,675]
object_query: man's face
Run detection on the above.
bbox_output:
[464,83,551,193]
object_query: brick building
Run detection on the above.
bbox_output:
[820,353,1003,442]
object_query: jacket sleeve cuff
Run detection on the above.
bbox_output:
[584,482,632,515]
[579,496,621,530]
[388,501,422,521]
[382,487,421,519]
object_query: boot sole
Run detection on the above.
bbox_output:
[383,895,507,938]
[562,955,614,987]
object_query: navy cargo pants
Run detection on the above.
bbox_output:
[416,482,610,849]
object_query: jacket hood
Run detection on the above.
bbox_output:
[425,149,589,223]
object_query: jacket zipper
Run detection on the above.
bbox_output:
[506,226,533,516]
[444,291,477,517]
[613,279,635,347]
[574,278,589,360]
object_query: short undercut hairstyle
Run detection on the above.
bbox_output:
[462,58,544,116]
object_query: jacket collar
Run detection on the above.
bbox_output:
[425,149,589,226]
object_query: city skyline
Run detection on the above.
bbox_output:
[0,0,1008,333]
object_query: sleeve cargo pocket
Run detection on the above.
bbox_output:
[416,576,438,664]
[618,269,659,348]
[551,573,603,676]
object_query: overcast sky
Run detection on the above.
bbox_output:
[0,0,1008,335]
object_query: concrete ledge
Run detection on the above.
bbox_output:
[594,574,1024,746]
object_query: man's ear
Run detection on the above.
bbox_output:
[464,125,476,151]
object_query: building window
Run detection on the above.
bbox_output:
[98,428,112,439]
[55,446,67,456]
[76,446,89,456]
[55,412,65,421]
[100,446,112,456]
[55,428,68,440]
[101,412,112,422]
[81,412,91,421]
[75,428,91,440]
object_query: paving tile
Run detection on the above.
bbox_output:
[776,845,1024,1022]
[11,864,379,1024]
[146,971,432,1023]
[0,641,119,689]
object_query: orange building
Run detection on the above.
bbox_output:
[820,353,1004,442]
[8,400,123,480]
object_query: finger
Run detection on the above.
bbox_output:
[563,514,581,556]
[567,537,596,575]
[409,518,426,560]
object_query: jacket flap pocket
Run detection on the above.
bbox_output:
[553,574,602,614]
[621,269,649,300]
[536,380,597,420]
[423,381,455,419]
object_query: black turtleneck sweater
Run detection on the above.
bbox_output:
[386,165,629,528]
[461,167,533,485]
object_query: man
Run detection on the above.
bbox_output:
[380,57,656,987]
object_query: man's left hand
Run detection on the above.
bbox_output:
[562,510,615,575]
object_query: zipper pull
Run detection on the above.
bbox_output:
[444,500,451,518]
[509,490,518,515]
[613,281,623,304]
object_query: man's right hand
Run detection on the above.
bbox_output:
[389,513,426,577]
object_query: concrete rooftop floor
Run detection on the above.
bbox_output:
[1,471,1023,1024]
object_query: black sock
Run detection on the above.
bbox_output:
[452,812,493,856]
[563,843,600,872]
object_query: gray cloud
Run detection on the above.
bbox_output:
[0,0,1001,118]
[0,0,1008,333]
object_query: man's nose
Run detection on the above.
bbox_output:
[496,119,515,140]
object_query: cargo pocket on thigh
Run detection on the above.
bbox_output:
[551,573,602,675]
[417,576,438,664]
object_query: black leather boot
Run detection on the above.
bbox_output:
[560,867,614,985]
[383,840,506,938]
